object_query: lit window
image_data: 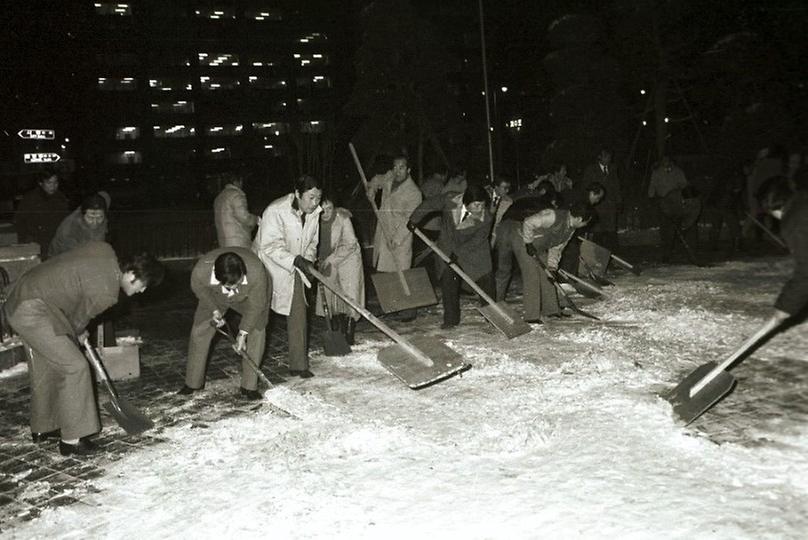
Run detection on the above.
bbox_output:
[107,150,142,165]
[148,77,192,91]
[205,124,243,136]
[247,76,287,90]
[251,122,289,135]
[95,2,132,15]
[150,101,195,114]
[198,53,239,67]
[194,7,236,19]
[292,53,329,67]
[300,120,325,134]
[153,125,196,138]
[245,8,282,21]
[206,146,232,159]
[298,33,327,43]
[114,126,140,140]
[247,54,279,66]
[200,76,240,90]
[98,77,136,90]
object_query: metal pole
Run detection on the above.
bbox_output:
[478,0,495,185]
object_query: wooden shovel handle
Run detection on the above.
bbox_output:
[349,143,410,293]
[558,269,608,298]
[310,268,434,367]
[689,315,781,397]
[411,227,513,324]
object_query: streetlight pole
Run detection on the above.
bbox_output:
[478,0,495,185]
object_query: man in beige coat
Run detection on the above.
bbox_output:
[214,173,259,248]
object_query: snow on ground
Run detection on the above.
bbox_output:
[6,259,808,539]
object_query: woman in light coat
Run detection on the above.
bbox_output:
[315,195,365,344]
[253,175,322,378]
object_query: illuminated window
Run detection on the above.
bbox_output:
[297,33,328,43]
[205,124,243,136]
[199,76,240,90]
[311,75,331,89]
[194,7,236,19]
[198,53,239,67]
[299,120,325,134]
[97,77,136,90]
[246,54,279,67]
[149,77,193,91]
[94,2,132,16]
[247,76,287,89]
[150,100,195,114]
[107,150,142,165]
[245,8,282,21]
[114,126,140,140]
[262,143,284,157]
[292,53,329,67]
[153,125,196,138]
[206,146,232,159]
[251,122,289,136]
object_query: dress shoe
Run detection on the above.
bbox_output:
[288,369,314,379]
[32,429,60,443]
[59,438,98,457]
[177,385,199,395]
[239,387,263,400]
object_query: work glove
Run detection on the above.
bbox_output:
[320,261,332,277]
[447,252,458,265]
[406,219,417,232]
[234,330,248,353]
[293,255,315,281]
[211,310,226,328]
[525,243,537,257]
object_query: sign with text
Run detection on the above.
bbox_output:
[18,129,56,140]
[24,153,61,164]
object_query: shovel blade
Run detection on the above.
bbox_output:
[377,335,468,389]
[477,303,532,339]
[103,396,154,435]
[322,330,352,356]
[371,268,438,313]
[664,361,737,425]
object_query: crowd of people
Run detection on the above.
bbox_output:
[5,143,808,458]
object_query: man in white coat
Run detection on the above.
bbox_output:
[367,155,422,319]
[253,175,322,378]
[214,173,259,248]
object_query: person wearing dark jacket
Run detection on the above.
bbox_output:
[49,192,111,257]
[580,149,621,250]
[408,184,494,329]
[5,242,164,456]
[14,170,69,257]
[179,248,271,400]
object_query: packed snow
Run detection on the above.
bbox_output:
[5,258,808,539]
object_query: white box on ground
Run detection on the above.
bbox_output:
[98,345,141,381]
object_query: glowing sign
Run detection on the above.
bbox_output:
[18,129,55,140]
[24,153,61,164]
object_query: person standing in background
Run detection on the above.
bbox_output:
[213,172,259,248]
[581,149,622,250]
[14,170,69,258]
[48,192,111,257]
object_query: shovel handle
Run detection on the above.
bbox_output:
[82,337,119,399]
[411,227,513,324]
[349,143,410,293]
[689,315,781,397]
[557,269,608,298]
[745,212,788,249]
[310,268,434,367]
[214,323,276,390]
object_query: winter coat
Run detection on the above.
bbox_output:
[14,187,69,256]
[522,208,576,269]
[48,192,111,257]
[410,192,493,281]
[368,171,422,272]
[5,241,121,337]
[315,209,365,320]
[252,193,321,316]
[214,183,258,248]
[190,247,270,334]
[775,189,808,315]
[581,164,622,232]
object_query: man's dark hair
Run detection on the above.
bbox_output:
[586,182,606,197]
[463,184,491,206]
[569,201,594,222]
[121,252,165,287]
[81,193,108,214]
[214,252,246,286]
[36,169,58,183]
[536,180,556,196]
[294,175,322,194]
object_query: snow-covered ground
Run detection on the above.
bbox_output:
[6,258,808,539]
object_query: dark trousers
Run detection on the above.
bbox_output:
[494,220,518,301]
[440,269,494,326]
[287,274,309,370]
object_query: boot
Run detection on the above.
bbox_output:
[345,317,356,345]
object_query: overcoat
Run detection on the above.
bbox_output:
[368,171,422,271]
[315,208,365,320]
[214,183,258,248]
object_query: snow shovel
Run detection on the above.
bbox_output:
[664,315,781,425]
[577,236,641,275]
[349,143,437,313]
[746,212,788,250]
[674,228,706,267]
[557,268,609,299]
[318,282,351,356]
[309,267,468,389]
[412,227,531,339]
[82,337,154,435]
[534,257,600,321]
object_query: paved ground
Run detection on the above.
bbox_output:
[0,238,799,532]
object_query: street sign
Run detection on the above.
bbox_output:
[18,129,56,140]
[24,153,61,164]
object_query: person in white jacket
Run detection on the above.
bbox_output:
[253,175,322,378]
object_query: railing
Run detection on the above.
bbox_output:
[110,210,217,260]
